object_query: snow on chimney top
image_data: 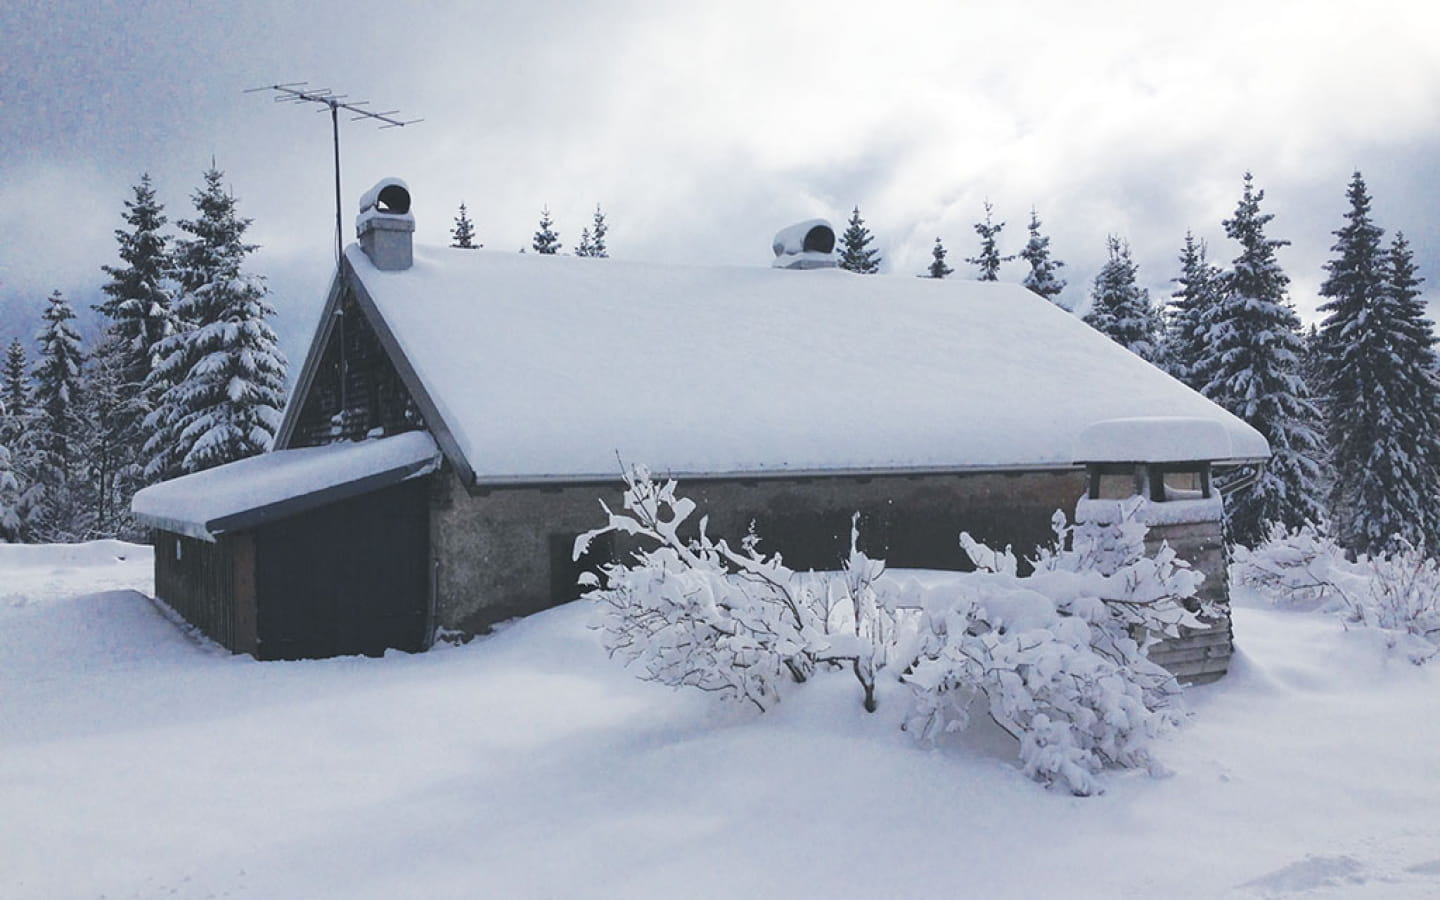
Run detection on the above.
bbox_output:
[771,219,837,270]
[356,177,414,271]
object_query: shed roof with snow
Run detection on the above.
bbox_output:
[274,242,1268,487]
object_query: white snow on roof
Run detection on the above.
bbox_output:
[346,245,1269,482]
[132,431,440,540]
[1072,416,1236,463]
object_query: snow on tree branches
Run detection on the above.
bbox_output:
[1019,207,1066,304]
[924,237,953,279]
[580,469,1204,794]
[1316,172,1440,557]
[1083,236,1161,363]
[966,200,1014,281]
[1205,173,1323,547]
[145,166,287,478]
[450,202,480,249]
[576,205,609,258]
[838,206,881,274]
[532,206,561,255]
[1163,231,1223,392]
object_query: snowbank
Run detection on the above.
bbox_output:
[2,543,1437,898]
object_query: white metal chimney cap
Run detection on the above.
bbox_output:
[359,177,413,218]
[771,219,837,269]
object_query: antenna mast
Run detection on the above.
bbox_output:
[246,82,422,260]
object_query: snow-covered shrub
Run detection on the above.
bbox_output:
[582,472,1206,795]
[577,466,895,711]
[903,508,1206,795]
[1236,526,1440,663]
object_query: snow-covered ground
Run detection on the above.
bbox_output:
[2,543,1438,899]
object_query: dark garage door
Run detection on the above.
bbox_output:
[255,479,430,660]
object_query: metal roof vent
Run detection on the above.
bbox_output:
[771,219,837,270]
[356,177,415,271]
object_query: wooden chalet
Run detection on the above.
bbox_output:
[134,178,1269,680]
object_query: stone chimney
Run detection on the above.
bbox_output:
[771,219,837,270]
[356,177,414,270]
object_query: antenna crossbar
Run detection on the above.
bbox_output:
[246,82,420,260]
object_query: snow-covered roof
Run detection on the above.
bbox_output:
[323,244,1268,484]
[132,432,441,541]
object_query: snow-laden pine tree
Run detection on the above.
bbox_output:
[98,174,175,392]
[925,237,953,279]
[0,434,19,541]
[3,338,28,419]
[1316,171,1440,555]
[97,173,176,511]
[838,206,881,274]
[1163,231,1223,392]
[966,200,1013,281]
[1206,173,1324,547]
[532,206,561,255]
[1018,207,1066,304]
[81,334,140,538]
[450,202,480,249]
[575,228,594,257]
[1083,236,1161,363]
[31,290,87,540]
[146,166,287,479]
[0,338,35,540]
[588,204,608,258]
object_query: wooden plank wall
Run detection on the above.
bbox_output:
[153,531,256,654]
[289,287,424,448]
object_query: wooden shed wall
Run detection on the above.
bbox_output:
[153,531,257,655]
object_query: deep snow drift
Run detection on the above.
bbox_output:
[2,542,1438,898]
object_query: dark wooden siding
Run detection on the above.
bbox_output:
[153,531,257,655]
[290,285,424,448]
[254,478,431,660]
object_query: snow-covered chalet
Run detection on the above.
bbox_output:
[133,178,1269,681]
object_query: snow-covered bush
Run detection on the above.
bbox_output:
[577,466,895,711]
[581,473,1206,794]
[902,507,1206,795]
[1236,526,1440,663]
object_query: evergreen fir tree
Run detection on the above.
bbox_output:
[0,338,35,541]
[924,237,953,279]
[450,202,480,249]
[0,435,19,541]
[1163,231,1223,392]
[588,204,608,258]
[838,206,881,274]
[1018,207,1066,303]
[3,338,28,418]
[532,206,561,255]
[965,200,1014,281]
[575,227,595,257]
[97,173,176,515]
[1316,171,1440,555]
[1082,236,1161,362]
[98,174,175,391]
[1206,172,1324,547]
[81,334,140,538]
[31,290,87,540]
[146,166,288,478]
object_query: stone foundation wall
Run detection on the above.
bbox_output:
[430,467,1087,636]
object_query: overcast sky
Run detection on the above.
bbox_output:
[3,0,1438,369]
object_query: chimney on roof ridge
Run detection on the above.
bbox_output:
[356,177,414,270]
[771,218,837,270]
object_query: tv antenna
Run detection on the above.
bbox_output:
[245,82,422,260]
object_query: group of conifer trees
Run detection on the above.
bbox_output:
[836,173,1436,558]
[1092,172,1434,557]
[0,167,287,543]
[450,203,610,257]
